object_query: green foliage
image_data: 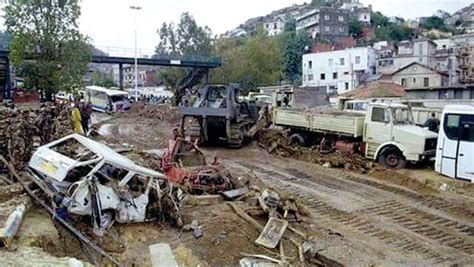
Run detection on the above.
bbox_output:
[0,30,12,49]
[371,11,390,27]
[370,11,413,42]
[420,16,447,31]
[211,28,282,93]
[278,21,311,84]
[155,12,212,57]
[4,0,91,99]
[155,12,213,93]
[311,0,335,7]
[92,70,115,88]
[349,18,364,38]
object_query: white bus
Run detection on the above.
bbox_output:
[85,86,131,113]
[435,105,474,183]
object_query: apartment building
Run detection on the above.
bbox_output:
[302,47,378,94]
[377,39,437,74]
[296,7,349,39]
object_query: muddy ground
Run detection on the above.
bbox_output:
[1,104,473,266]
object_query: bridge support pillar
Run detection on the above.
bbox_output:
[119,63,124,90]
[5,57,11,99]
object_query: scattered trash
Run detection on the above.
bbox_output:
[184,195,223,206]
[239,257,280,267]
[255,217,289,249]
[222,187,250,200]
[149,243,178,267]
[0,195,32,248]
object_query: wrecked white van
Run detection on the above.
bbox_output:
[27,134,182,235]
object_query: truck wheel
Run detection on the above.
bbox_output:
[379,147,406,169]
[289,133,306,147]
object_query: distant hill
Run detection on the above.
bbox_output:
[448,3,474,27]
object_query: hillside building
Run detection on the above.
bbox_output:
[391,62,449,89]
[296,7,349,39]
[302,47,378,94]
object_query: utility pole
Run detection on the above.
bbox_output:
[130,5,142,102]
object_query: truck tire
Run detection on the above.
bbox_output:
[289,133,306,147]
[378,147,406,169]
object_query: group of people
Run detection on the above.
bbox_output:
[71,101,93,135]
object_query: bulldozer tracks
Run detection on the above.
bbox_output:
[230,160,474,265]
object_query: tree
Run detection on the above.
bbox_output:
[155,12,212,57]
[155,13,213,101]
[4,0,91,99]
[278,21,311,84]
[211,27,282,93]
[420,16,447,31]
[349,18,364,38]
[371,11,390,28]
[0,30,12,49]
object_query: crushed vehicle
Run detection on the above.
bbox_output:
[160,137,236,194]
[27,134,182,235]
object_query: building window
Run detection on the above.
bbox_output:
[413,78,416,84]
[325,15,330,21]
[325,26,330,32]
[454,90,463,99]
[419,43,423,55]
[328,59,333,66]
[266,24,269,29]
[274,23,277,30]
[344,71,349,75]
[308,74,314,81]
[333,72,338,79]
[345,82,349,90]
[308,60,312,69]
[355,56,361,64]
[340,58,345,65]
[471,89,474,99]
[303,75,306,81]
[401,78,407,87]
[338,15,344,22]
[339,27,344,33]
[423,77,429,87]
[439,89,448,99]
[364,15,367,19]
[320,73,326,80]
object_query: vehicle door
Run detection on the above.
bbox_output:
[438,114,461,179]
[364,106,393,158]
[457,115,474,182]
[365,107,392,143]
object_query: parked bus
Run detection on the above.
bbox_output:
[435,105,474,183]
[85,86,131,113]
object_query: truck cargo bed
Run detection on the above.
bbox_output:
[273,107,365,138]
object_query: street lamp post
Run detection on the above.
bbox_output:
[130,5,142,102]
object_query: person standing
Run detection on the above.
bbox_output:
[423,113,440,133]
[72,101,83,134]
[80,103,91,136]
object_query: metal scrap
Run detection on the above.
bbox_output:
[255,217,289,249]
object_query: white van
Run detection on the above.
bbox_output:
[435,105,474,182]
[85,86,131,113]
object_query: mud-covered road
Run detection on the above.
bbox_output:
[95,110,474,266]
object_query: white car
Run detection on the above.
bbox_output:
[28,134,182,235]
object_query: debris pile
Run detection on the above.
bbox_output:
[257,129,373,173]
[128,102,180,122]
[1,104,74,170]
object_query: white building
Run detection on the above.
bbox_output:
[339,0,371,24]
[263,17,285,36]
[302,47,378,94]
[377,39,437,75]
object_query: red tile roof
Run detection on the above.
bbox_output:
[340,81,406,98]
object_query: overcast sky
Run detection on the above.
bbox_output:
[1,0,472,54]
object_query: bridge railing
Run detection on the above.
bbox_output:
[93,46,221,65]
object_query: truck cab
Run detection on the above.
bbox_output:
[435,105,474,182]
[364,103,438,168]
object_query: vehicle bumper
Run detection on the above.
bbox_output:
[420,150,436,161]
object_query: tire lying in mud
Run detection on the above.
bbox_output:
[378,146,406,169]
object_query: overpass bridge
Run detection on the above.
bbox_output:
[0,48,221,99]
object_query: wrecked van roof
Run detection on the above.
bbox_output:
[30,134,165,181]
